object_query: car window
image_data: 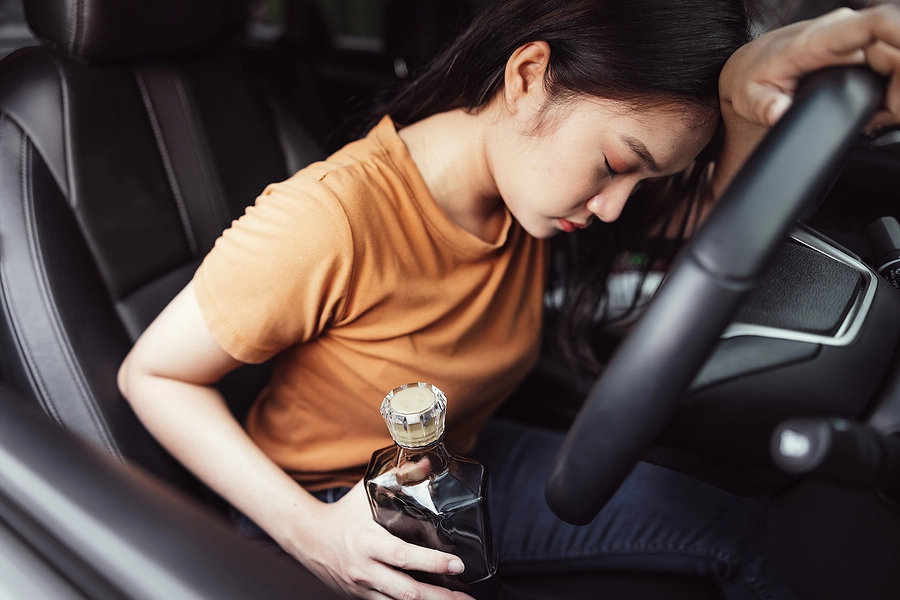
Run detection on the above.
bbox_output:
[318,0,384,51]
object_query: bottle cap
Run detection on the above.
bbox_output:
[381,383,446,448]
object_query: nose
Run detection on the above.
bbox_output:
[587,182,635,223]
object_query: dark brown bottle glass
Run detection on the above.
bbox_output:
[364,383,498,591]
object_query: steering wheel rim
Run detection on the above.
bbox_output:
[545,66,886,526]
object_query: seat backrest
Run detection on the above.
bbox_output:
[0,0,326,494]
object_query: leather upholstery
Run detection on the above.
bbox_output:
[0,5,326,492]
[23,0,231,63]
[0,382,344,599]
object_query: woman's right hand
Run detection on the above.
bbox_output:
[285,482,474,600]
[119,282,471,599]
[119,284,469,599]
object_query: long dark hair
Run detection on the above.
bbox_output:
[374,0,751,374]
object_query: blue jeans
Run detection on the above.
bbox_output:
[470,419,796,600]
[233,418,797,600]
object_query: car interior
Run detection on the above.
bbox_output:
[0,0,898,599]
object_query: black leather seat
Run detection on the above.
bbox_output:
[0,4,731,597]
[0,0,326,498]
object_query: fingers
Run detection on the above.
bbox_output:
[866,40,900,122]
[802,6,900,130]
[348,487,463,578]
[727,4,900,127]
[395,456,433,485]
[802,7,876,58]
[794,6,900,59]
[337,524,468,598]
[304,484,473,600]
[365,567,475,600]
[802,5,900,70]
[860,5,900,57]
[772,9,866,79]
[329,534,470,600]
[370,529,465,576]
[866,109,897,134]
[743,81,793,127]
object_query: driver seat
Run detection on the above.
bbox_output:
[0,2,729,598]
[0,0,326,497]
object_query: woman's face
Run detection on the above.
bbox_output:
[490,97,718,239]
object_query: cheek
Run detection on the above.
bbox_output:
[526,155,596,202]
[498,155,557,203]
[497,135,600,212]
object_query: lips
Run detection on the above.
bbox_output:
[559,218,588,233]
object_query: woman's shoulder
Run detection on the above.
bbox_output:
[278,117,422,220]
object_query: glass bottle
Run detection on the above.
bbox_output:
[364,382,498,591]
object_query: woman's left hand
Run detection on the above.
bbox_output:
[722,4,900,131]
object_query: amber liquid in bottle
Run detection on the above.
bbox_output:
[364,383,498,591]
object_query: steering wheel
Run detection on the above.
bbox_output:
[545,67,886,525]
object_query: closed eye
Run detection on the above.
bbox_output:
[605,158,619,180]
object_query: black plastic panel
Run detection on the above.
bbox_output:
[689,335,820,392]
[734,241,860,335]
[669,269,900,467]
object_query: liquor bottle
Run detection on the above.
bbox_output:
[364,382,498,591]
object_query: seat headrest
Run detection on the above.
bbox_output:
[23,0,231,63]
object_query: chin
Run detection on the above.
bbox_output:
[524,224,559,239]
[509,210,558,239]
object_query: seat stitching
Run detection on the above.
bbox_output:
[21,136,121,459]
[14,125,60,420]
[172,71,229,234]
[0,116,58,421]
[134,68,199,256]
[66,0,77,55]
[47,55,75,205]
[76,0,87,56]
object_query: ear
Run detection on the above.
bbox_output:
[503,41,551,114]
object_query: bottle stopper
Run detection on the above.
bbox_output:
[381,382,447,448]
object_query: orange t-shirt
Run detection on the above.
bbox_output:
[194,117,547,490]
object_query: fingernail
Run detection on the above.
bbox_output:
[769,95,792,125]
[448,559,465,574]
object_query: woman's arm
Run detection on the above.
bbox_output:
[118,282,470,600]
[713,5,900,199]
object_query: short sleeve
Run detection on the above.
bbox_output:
[193,177,353,364]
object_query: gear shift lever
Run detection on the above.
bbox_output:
[771,417,900,497]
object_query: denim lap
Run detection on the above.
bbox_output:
[230,419,797,600]
[469,418,798,600]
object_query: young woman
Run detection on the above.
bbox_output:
[118,2,900,599]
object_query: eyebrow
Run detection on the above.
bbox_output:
[621,135,660,173]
